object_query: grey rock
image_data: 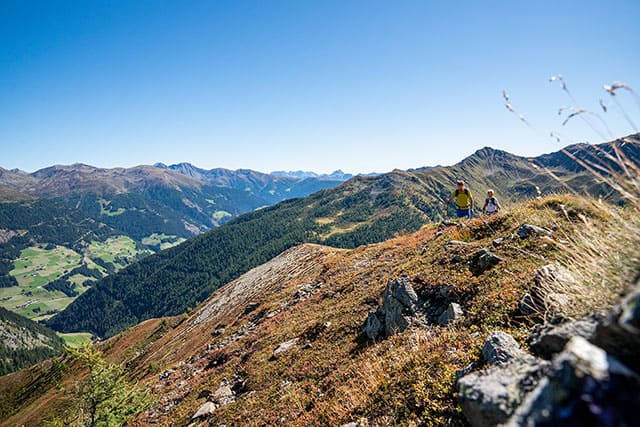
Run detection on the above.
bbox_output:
[382,277,419,337]
[482,331,534,366]
[458,359,549,427]
[519,292,544,317]
[528,314,600,359]
[469,248,503,276]
[363,277,422,339]
[384,299,411,336]
[505,336,640,426]
[444,239,469,248]
[294,281,323,300]
[384,276,419,310]
[363,312,383,340]
[439,220,458,230]
[450,254,463,263]
[533,264,575,289]
[593,283,640,372]
[273,338,299,355]
[457,332,549,426]
[437,302,464,326]
[191,401,216,419]
[242,302,260,315]
[455,361,478,380]
[520,265,574,316]
[517,224,552,239]
[212,384,235,406]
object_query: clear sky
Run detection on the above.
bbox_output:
[1,1,639,174]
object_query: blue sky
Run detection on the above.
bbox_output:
[1,1,639,173]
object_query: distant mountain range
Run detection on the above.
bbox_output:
[45,134,640,338]
[271,169,355,180]
[0,162,352,244]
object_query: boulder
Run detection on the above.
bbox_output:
[469,248,503,276]
[363,277,422,339]
[450,254,463,263]
[492,237,505,246]
[520,265,574,316]
[383,276,419,310]
[242,302,260,315]
[437,302,464,326]
[482,331,535,366]
[517,224,552,239]
[505,336,640,426]
[382,278,419,337]
[458,332,548,426]
[458,359,548,427]
[533,264,575,289]
[528,314,600,359]
[364,311,384,340]
[519,292,544,317]
[191,401,216,419]
[212,384,235,406]
[593,284,640,372]
[273,338,299,356]
[444,240,469,248]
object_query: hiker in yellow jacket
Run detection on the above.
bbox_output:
[446,180,473,219]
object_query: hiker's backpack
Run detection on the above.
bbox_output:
[454,189,470,197]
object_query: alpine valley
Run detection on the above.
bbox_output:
[1,135,640,427]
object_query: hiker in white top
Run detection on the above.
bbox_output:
[482,189,501,216]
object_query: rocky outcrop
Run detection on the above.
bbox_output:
[364,312,384,340]
[437,302,464,326]
[505,337,640,426]
[592,283,640,372]
[469,248,503,276]
[364,277,422,340]
[481,332,534,366]
[460,280,640,427]
[190,375,245,420]
[517,224,552,239]
[273,338,299,356]
[191,401,216,420]
[528,314,600,359]
[457,332,549,427]
[520,264,574,316]
[364,278,468,339]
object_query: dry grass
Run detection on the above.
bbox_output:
[523,137,640,319]
[544,198,640,318]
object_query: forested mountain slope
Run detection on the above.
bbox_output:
[0,306,64,376]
